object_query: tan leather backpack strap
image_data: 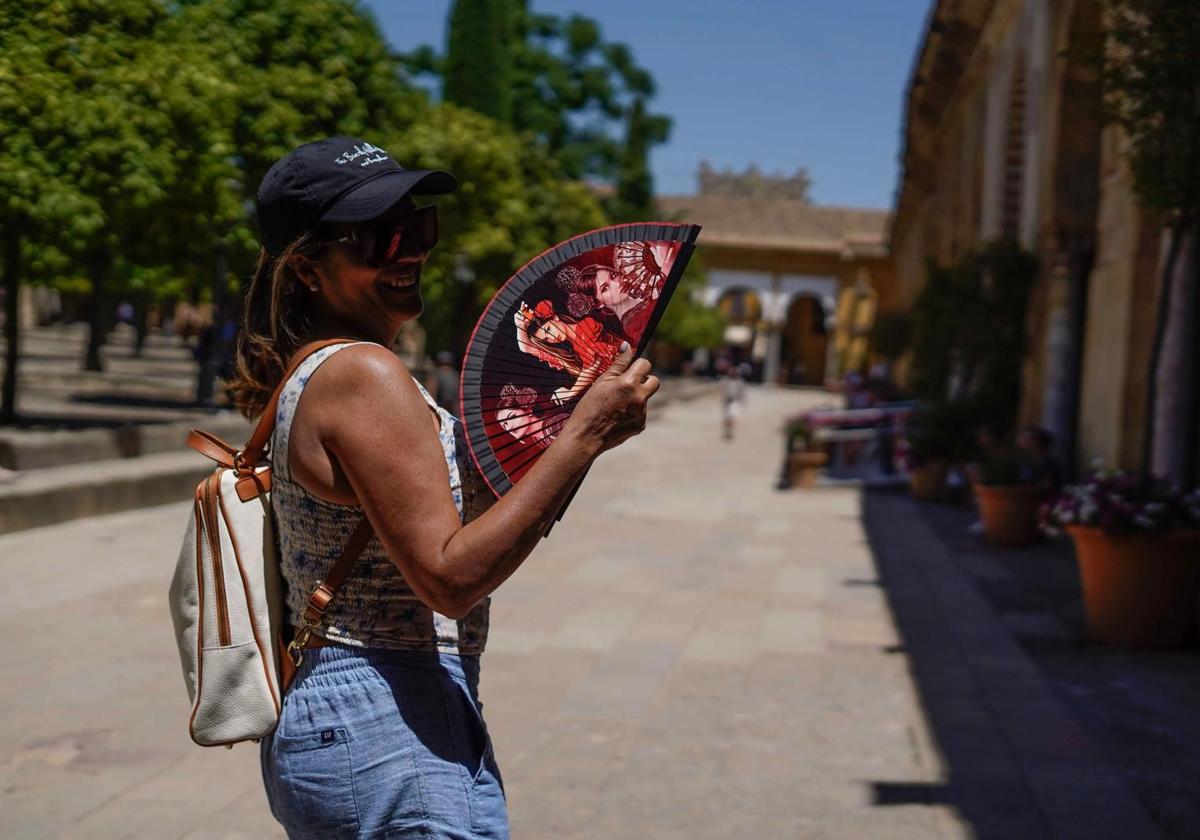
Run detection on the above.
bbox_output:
[241,338,360,467]
[285,516,375,668]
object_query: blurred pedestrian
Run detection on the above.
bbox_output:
[429,349,460,414]
[722,365,746,440]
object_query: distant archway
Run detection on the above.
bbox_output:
[714,287,763,372]
[778,295,827,385]
[716,287,762,326]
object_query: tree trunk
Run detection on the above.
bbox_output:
[1,225,21,425]
[133,289,150,357]
[83,247,111,372]
[1151,227,1197,485]
[195,241,227,406]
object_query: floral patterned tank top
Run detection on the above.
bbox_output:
[270,342,494,653]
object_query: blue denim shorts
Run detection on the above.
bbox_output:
[260,645,508,839]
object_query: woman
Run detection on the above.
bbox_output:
[494,383,569,450]
[231,137,657,839]
[512,298,622,376]
[556,242,674,346]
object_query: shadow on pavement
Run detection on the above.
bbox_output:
[860,484,1200,839]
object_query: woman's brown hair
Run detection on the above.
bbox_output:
[226,232,323,419]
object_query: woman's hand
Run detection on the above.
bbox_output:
[513,302,531,327]
[560,342,659,455]
[551,359,604,405]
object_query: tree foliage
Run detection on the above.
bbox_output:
[442,0,515,122]
[1102,0,1200,223]
[386,103,607,354]
[1102,0,1200,485]
[406,2,671,186]
[909,242,1037,436]
[1,0,686,420]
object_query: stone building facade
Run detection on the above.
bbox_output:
[660,166,893,385]
[890,0,1169,474]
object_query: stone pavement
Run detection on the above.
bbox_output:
[910,499,1200,838]
[5,385,968,838]
[2,323,211,426]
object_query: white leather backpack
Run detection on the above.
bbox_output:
[168,340,372,747]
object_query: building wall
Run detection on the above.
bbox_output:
[890,0,1163,474]
[1079,130,1160,469]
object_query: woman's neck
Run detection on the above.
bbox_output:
[608,298,640,319]
[307,314,396,347]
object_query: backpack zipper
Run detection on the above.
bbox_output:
[202,472,232,647]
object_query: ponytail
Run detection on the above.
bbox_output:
[226,233,321,418]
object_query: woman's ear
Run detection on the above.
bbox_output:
[290,254,321,292]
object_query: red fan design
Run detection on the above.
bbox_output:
[459,223,701,500]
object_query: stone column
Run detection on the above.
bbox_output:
[1152,230,1197,483]
[762,274,784,386]
[1039,253,1074,451]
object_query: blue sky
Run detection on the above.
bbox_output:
[363,1,930,209]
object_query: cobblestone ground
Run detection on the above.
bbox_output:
[0,386,966,839]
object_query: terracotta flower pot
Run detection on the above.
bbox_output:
[1067,526,1200,648]
[975,483,1044,546]
[908,459,949,500]
[788,451,828,488]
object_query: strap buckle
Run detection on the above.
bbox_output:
[286,618,321,668]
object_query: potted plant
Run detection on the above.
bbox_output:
[900,403,964,500]
[973,450,1049,546]
[783,416,827,488]
[1042,472,1200,648]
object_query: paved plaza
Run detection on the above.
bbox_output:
[7,379,1167,839]
[1,384,973,839]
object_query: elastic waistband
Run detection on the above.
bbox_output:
[292,643,479,691]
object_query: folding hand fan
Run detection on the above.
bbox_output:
[460,222,702,501]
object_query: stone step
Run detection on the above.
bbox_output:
[0,449,215,534]
[0,381,718,533]
[0,413,252,471]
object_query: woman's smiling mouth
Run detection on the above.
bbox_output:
[378,259,423,291]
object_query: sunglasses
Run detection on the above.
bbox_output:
[324,204,439,267]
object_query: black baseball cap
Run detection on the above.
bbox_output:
[255,136,458,257]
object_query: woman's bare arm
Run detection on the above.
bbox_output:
[306,342,655,618]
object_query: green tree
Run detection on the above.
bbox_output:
[386,103,607,355]
[405,3,671,185]
[653,253,725,352]
[908,243,1036,436]
[0,0,230,379]
[1102,0,1200,486]
[442,0,515,122]
[611,96,672,222]
[175,0,426,277]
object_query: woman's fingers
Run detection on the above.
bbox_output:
[605,341,635,376]
[625,357,652,384]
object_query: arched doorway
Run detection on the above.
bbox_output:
[778,295,827,385]
[715,287,763,374]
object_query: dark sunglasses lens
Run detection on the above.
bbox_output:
[352,219,399,267]
[356,205,438,267]
[416,205,438,250]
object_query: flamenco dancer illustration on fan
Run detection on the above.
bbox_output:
[512,299,620,405]
[494,384,568,451]
[497,239,684,453]
[558,241,674,342]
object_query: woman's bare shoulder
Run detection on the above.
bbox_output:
[299,343,426,422]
